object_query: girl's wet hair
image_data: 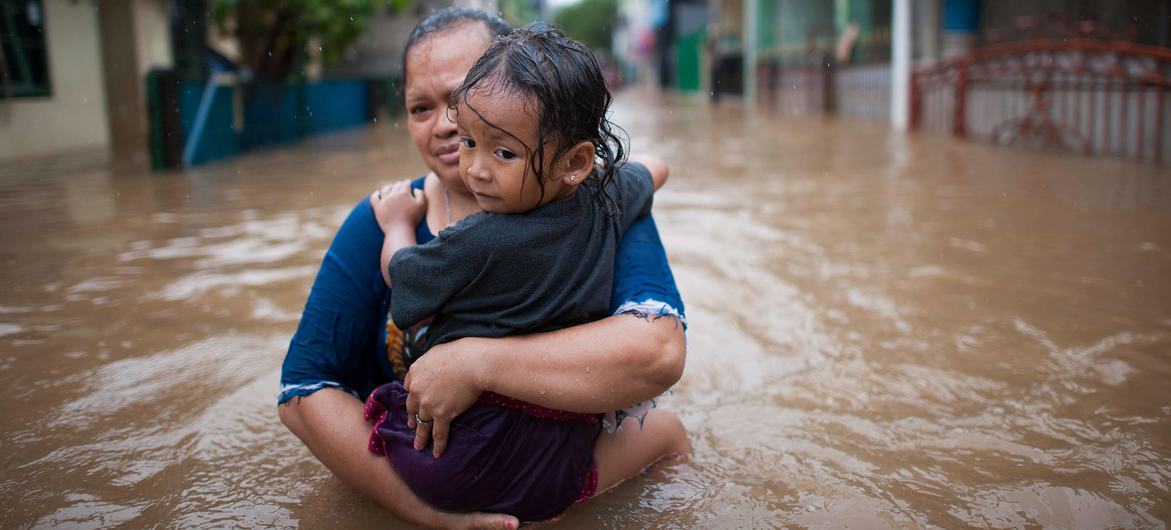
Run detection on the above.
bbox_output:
[449,24,627,212]
[402,8,511,82]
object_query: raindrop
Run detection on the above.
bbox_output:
[585,366,592,373]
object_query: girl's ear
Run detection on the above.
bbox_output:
[560,141,596,187]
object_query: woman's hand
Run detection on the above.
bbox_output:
[402,337,487,458]
[371,180,427,232]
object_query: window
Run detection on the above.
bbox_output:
[1,0,51,97]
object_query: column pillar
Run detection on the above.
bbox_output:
[891,0,911,131]
[918,0,940,63]
[743,0,759,105]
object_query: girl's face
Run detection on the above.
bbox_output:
[403,27,493,191]
[455,88,572,214]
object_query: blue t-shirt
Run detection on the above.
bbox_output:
[279,166,685,404]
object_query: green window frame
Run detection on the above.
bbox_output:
[1,0,52,98]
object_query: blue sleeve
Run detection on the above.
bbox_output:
[278,198,393,404]
[609,213,687,329]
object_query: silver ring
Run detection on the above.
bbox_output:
[414,413,433,425]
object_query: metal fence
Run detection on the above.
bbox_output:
[912,40,1171,165]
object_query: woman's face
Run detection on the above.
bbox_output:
[404,27,493,190]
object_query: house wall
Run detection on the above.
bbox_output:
[1,0,110,160]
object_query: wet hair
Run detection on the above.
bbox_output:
[401,8,511,82]
[449,24,626,212]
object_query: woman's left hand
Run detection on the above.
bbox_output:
[402,337,487,458]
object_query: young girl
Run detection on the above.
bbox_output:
[363,26,688,522]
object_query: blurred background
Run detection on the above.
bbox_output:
[3,0,1170,168]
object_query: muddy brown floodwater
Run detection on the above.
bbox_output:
[2,90,1170,528]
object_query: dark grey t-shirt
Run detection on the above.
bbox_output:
[389,162,654,351]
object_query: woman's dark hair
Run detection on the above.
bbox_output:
[401,8,511,82]
[449,24,627,212]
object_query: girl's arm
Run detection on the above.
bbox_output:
[372,180,426,287]
[628,154,670,190]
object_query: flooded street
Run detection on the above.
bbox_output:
[2,90,1170,528]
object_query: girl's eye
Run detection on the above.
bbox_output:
[460,137,476,149]
[496,149,517,161]
[409,105,431,116]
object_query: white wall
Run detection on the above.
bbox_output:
[134,0,172,75]
[0,0,110,160]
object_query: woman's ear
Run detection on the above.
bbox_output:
[560,141,597,186]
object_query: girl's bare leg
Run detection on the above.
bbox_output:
[593,409,691,494]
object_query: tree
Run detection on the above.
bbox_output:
[553,0,618,57]
[498,0,540,28]
[211,0,409,81]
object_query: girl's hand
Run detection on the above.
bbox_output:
[402,337,487,458]
[370,180,427,232]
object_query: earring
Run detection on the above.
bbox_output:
[568,174,577,182]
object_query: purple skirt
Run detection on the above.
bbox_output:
[364,381,601,522]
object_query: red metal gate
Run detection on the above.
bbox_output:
[911,39,1171,165]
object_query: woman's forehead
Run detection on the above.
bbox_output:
[406,26,492,76]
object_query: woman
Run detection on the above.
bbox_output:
[277,9,687,529]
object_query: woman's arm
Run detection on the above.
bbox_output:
[409,312,682,411]
[405,313,683,458]
[481,313,684,410]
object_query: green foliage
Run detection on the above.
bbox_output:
[498,0,540,27]
[212,0,409,80]
[553,0,618,55]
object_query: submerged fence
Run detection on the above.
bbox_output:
[911,40,1171,165]
[148,72,402,169]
